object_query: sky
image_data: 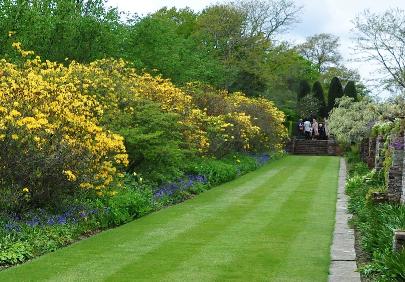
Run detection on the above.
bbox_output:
[107,0,405,98]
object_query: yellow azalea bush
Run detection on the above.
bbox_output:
[0,48,128,209]
[183,83,288,156]
[62,59,208,153]
[228,93,288,152]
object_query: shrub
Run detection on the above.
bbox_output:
[296,94,321,119]
[328,97,378,145]
[107,100,187,185]
[183,84,287,156]
[0,49,128,211]
[103,187,153,226]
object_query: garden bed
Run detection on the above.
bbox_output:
[346,153,405,281]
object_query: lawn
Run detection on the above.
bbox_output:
[0,155,340,281]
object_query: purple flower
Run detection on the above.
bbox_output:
[153,174,208,199]
[47,218,56,225]
[26,218,40,227]
[391,137,404,150]
[57,215,67,225]
[5,222,21,232]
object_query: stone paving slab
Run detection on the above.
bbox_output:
[328,158,361,282]
[329,261,360,282]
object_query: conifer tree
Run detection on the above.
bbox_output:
[297,80,311,101]
[312,81,327,118]
[327,77,343,113]
[344,81,357,101]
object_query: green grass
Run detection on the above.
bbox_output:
[0,155,340,281]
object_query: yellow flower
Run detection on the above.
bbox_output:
[11,134,19,140]
[22,187,29,193]
[63,170,77,182]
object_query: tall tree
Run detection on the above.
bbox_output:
[234,0,303,39]
[344,81,358,101]
[0,0,122,63]
[195,4,270,94]
[297,33,342,73]
[327,77,344,113]
[125,8,227,86]
[353,9,405,91]
[312,81,327,117]
[297,80,311,101]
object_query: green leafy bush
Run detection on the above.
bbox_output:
[0,236,33,266]
[103,180,154,226]
[107,100,187,185]
[346,155,405,281]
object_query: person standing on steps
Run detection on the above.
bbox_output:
[312,118,319,140]
[297,119,304,139]
[319,123,327,140]
[304,118,312,140]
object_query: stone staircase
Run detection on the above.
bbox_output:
[286,138,338,156]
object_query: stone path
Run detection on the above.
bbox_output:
[328,158,361,282]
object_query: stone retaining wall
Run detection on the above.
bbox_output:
[375,135,385,172]
[361,135,405,205]
[388,148,404,203]
[368,137,376,169]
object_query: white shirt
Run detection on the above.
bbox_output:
[304,121,311,132]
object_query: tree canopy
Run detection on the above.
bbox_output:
[354,9,405,91]
[297,33,342,73]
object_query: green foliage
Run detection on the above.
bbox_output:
[124,8,227,87]
[344,81,358,101]
[328,97,378,144]
[297,95,320,119]
[346,156,405,281]
[297,33,342,73]
[327,77,344,113]
[187,158,238,186]
[372,121,394,137]
[107,100,186,185]
[264,46,320,117]
[0,0,122,63]
[312,81,327,117]
[186,154,261,186]
[297,80,311,101]
[102,178,154,226]
[0,236,33,265]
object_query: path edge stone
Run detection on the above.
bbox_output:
[328,158,361,282]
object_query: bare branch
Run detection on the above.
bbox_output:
[353,9,405,92]
[231,0,303,39]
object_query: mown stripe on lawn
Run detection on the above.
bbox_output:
[270,157,339,281]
